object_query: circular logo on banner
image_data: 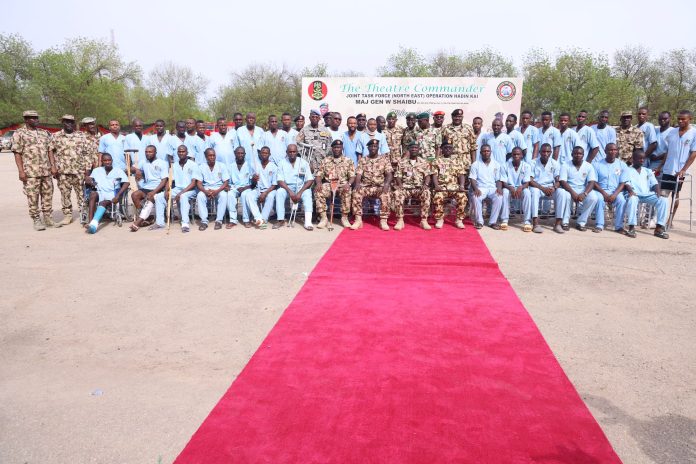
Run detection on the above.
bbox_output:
[496,81,516,101]
[308,81,328,101]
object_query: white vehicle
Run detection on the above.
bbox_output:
[1,131,14,151]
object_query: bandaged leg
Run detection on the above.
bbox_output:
[139,200,154,220]
[88,205,106,234]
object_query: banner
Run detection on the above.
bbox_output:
[301,77,523,129]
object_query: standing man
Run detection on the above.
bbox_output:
[558,113,579,164]
[12,110,58,230]
[80,116,100,170]
[432,142,468,229]
[129,145,169,232]
[622,150,670,239]
[472,116,485,153]
[384,111,405,167]
[415,112,442,160]
[185,118,206,164]
[469,144,506,230]
[637,107,658,162]
[401,113,419,154]
[196,148,229,230]
[443,108,477,169]
[517,110,539,163]
[157,145,200,233]
[657,110,696,224]
[432,111,446,138]
[246,146,278,228]
[358,118,389,157]
[650,111,673,169]
[232,113,244,131]
[50,114,91,226]
[393,142,433,230]
[341,116,362,166]
[274,144,314,229]
[592,110,617,162]
[195,120,208,144]
[208,117,237,165]
[327,112,342,141]
[529,143,563,234]
[225,147,252,228]
[575,110,600,163]
[98,119,126,170]
[356,113,368,133]
[593,143,628,233]
[149,119,172,162]
[538,111,562,161]
[296,109,330,172]
[502,147,533,231]
[478,118,514,164]
[262,115,290,165]
[615,111,645,164]
[315,139,355,229]
[504,114,528,157]
[559,146,601,232]
[351,139,393,230]
[125,118,150,166]
[281,113,299,144]
[168,121,188,159]
[294,114,305,132]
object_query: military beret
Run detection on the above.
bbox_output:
[451,109,463,116]
[433,111,445,116]
[23,110,39,117]
[386,111,397,118]
[407,141,418,147]
[331,139,343,147]
[620,111,633,117]
[294,115,304,121]
[309,109,321,116]
[356,113,367,119]
[406,112,417,119]
[366,139,379,146]
[416,112,430,119]
[81,117,96,124]
[61,114,75,121]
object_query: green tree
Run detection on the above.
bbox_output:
[378,47,431,77]
[0,34,38,126]
[145,62,209,126]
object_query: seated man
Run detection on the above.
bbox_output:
[432,142,467,229]
[155,145,200,233]
[130,145,169,231]
[593,143,628,233]
[502,147,532,231]
[393,142,433,230]
[226,146,253,228]
[315,139,355,229]
[245,146,278,228]
[469,144,506,230]
[351,138,393,230]
[275,143,314,230]
[529,143,562,233]
[558,146,602,232]
[196,148,229,231]
[621,149,669,239]
[85,153,129,234]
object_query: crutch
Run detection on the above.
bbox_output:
[288,165,307,228]
[327,179,338,231]
[166,154,174,234]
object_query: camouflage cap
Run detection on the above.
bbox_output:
[23,110,39,117]
[620,111,633,117]
[416,112,430,120]
[331,139,343,147]
[386,111,397,118]
[81,117,96,124]
[61,114,75,121]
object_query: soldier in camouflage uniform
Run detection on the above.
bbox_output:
[296,109,331,173]
[401,112,419,154]
[416,112,442,160]
[81,117,101,171]
[351,139,393,231]
[384,111,405,167]
[442,108,477,173]
[432,142,468,229]
[50,115,91,225]
[12,110,59,230]
[432,110,446,138]
[616,111,645,163]
[393,142,433,230]
[315,139,356,228]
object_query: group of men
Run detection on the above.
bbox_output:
[11,107,696,239]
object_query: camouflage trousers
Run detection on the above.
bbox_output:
[23,176,54,219]
[315,182,351,215]
[351,186,391,219]
[393,187,431,218]
[433,189,468,220]
[57,173,84,214]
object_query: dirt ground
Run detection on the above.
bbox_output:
[0,152,694,464]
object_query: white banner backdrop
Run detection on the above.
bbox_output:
[301,77,523,129]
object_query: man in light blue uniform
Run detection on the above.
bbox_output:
[226,146,253,228]
[517,111,539,163]
[208,117,237,165]
[559,146,601,232]
[502,147,532,231]
[281,113,298,145]
[342,116,362,166]
[529,143,563,233]
[196,148,229,230]
[505,114,527,158]
[274,144,314,230]
[98,119,127,170]
[168,121,188,160]
[130,144,169,231]
[558,113,579,164]
[575,110,600,162]
[156,145,200,233]
[124,118,150,167]
[592,110,616,162]
[261,115,290,165]
[637,107,658,164]
[185,118,207,164]
[622,150,669,239]
[246,146,277,228]
[149,119,173,162]
[478,118,514,164]
[538,111,562,161]
[84,153,130,233]
[236,112,265,166]
[651,112,673,169]
[469,144,506,229]
[593,143,628,233]
[357,118,389,157]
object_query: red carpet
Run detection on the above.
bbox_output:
[175,219,621,463]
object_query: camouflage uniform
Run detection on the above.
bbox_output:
[83,131,101,170]
[50,130,91,214]
[12,124,54,220]
[384,125,405,166]
[393,157,433,218]
[442,123,477,172]
[314,155,355,215]
[432,157,467,220]
[416,127,442,161]
[401,126,420,154]
[296,125,331,173]
[352,155,392,219]
[616,126,644,163]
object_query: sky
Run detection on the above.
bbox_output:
[4,0,695,101]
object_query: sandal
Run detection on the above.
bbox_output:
[243,222,252,228]
[575,224,587,232]
[562,223,570,231]
[592,227,602,233]
[500,223,509,231]
[474,223,483,230]
[304,224,314,231]
[226,222,236,229]
[615,228,628,235]
[654,229,669,239]
[626,228,637,238]
[148,224,164,231]
[489,223,501,230]
[272,221,285,229]
[523,224,532,233]
[129,224,139,232]
[199,223,208,231]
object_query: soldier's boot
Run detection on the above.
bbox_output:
[455,219,465,229]
[33,218,46,231]
[340,215,351,228]
[43,215,61,228]
[435,218,444,229]
[420,219,432,230]
[60,213,73,226]
[394,217,404,230]
[380,219,390,231]
[316,213,328,229]
[350,216,363,230]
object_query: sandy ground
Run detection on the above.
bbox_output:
[0,151,694,464]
